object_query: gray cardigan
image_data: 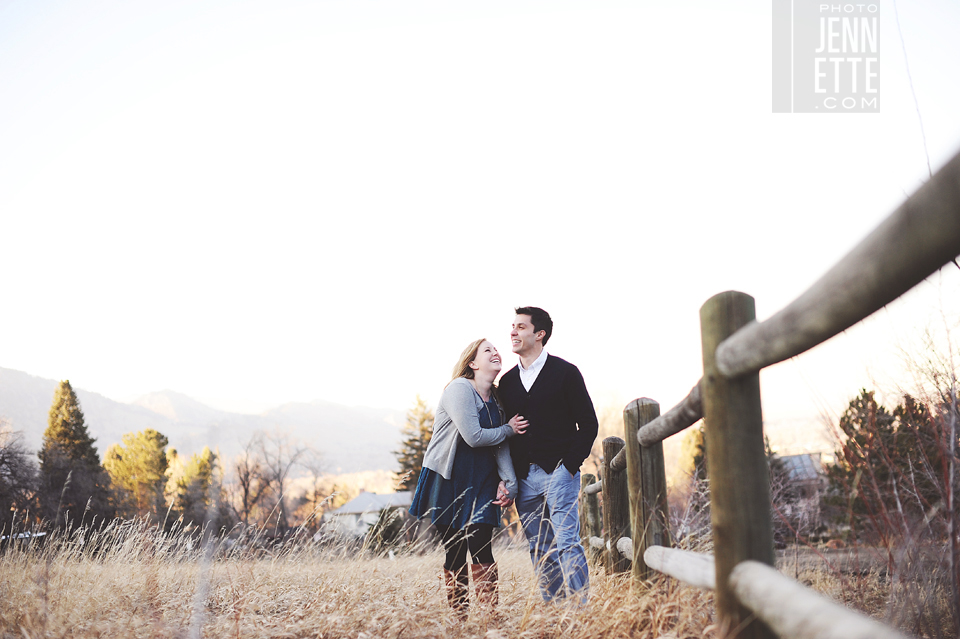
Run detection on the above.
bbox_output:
[421,378,519,498]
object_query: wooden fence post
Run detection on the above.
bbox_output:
[601,436,631,574]
[700,291,775,639]
[624,398,670,590]
[580,472,603,567]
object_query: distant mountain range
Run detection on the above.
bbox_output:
[0,367,404,474]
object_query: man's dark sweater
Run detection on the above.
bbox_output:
[498,354,599,480]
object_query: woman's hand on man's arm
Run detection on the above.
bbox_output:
[508,414,528,436]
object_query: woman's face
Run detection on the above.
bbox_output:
[471,340,502,376]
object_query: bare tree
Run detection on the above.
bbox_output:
[227,430,318,535]
[228,436,270,525]
[0,421,39,532]
[257,430,313,535]
[289,456,332,528]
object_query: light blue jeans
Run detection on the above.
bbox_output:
[516,463,589,603]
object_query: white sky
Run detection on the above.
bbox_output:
[2,0,959,448]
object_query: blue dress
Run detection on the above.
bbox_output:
[409,397,503,528]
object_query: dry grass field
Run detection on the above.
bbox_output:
[0,522,913,639]
[0,522,721,639]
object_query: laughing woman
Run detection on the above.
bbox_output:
[409,338,528,618]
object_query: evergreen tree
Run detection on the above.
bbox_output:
[394,395,434,491]
[891,394,948,513]
[166,446,230,531]
[826,390,899,521]
[104,429,170,521]
[38,380,111,528]
[826,389,952,539]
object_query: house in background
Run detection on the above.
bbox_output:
[318,491,413,539]
[779,453,826,498]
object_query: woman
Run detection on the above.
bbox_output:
[409,338,528,617]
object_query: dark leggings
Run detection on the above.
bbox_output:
[435,523,495,572]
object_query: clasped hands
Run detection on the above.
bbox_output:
[493,414,527,507]
[492,480,513,508]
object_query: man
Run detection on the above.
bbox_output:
[497,306,598,603]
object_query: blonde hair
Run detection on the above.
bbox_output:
[451,338,487,381]
[449,338,504,423]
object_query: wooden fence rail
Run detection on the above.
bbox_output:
[637,381,702,447]
[643,546,715,590]
[603,381,702,474]
[730,561,910,639]
[576,147,960,638]
[643,548,909,639]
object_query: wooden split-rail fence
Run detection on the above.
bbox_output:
[578,148,960,639]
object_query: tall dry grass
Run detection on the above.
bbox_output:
[2,519,913,638]
[1,520,720,639]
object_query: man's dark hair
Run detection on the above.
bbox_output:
[515,306,553,346]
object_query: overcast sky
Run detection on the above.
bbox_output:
[1,0,959,450]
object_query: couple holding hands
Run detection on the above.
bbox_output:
[409,306,599,616]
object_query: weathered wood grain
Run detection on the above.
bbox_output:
[730,560,910,639]
[624,398,670,589]
[637,381,702,447]
[701,291,776,639]
[643,546,716,591]
[584,479,602,495]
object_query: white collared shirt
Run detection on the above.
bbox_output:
[519,348,549,391]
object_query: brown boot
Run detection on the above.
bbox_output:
[443,567,469,619]
[470,562,498,608]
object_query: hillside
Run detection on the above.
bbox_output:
[0,367,404,474]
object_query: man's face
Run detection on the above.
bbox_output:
[511,314,542,357]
